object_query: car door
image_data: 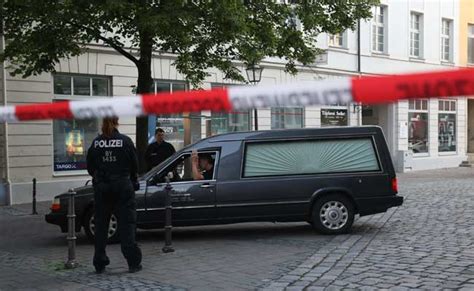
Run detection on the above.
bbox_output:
[143,151,219,225]
[135,180,148,223]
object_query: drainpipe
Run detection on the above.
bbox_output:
[357,19,362,126]
[357,19,361,76]
[1,23,11,205]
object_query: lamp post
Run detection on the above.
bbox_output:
[246,64,263,131]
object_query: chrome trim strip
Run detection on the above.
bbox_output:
[137,200,308,212]
[137,204,216,212]
[216,200,309,208]
[149,179,217,187]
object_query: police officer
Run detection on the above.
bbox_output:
[86,117,142,274]
[145,128,176,171]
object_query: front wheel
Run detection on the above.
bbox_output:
[312,194,355,235]
[83,208,120,243]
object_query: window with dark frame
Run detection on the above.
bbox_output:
[438,99,457,152]
[210,84,251,135]
[408,99,429,154]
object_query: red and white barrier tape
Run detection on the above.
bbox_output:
[1,68,473,122]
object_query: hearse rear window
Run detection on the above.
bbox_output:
[243,138,380,177]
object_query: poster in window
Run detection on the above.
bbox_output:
[54,128,87,171]
[438,113,456,152]
[53,119,98,172]
[408,113,428,153]
[65,129,85,156]
[321,109,347,126]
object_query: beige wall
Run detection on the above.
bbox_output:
[459,0,474,66]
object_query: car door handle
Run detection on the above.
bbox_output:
[200,184,215,189]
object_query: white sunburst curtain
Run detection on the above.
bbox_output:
[243,138,380,177]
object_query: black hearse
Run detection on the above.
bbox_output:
[46,126,403,241]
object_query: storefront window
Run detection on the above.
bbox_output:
[53,74,110,173]
[211,111,250,135]
[53,119,99,172]
[321,108,348,127]
[408,99,429,153]
[210,84,251,135]
[438,99,456,152]
[156,114,186,149]
[271,108,304,129]
[151,81,200,150]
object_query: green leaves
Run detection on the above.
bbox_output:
[1,0,378,86]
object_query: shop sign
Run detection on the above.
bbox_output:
[321,109,347,126]
[54,162,87,171]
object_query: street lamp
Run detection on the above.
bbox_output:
[246,64,263,131]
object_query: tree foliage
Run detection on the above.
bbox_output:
[1,0,378,88]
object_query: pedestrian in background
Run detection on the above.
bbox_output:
[86,117,142,274]
[145,128,176,171]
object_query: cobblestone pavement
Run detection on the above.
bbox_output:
[1,168,474,290]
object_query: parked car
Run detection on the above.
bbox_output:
[46,126,403,241]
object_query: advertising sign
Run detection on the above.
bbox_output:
[321,109,347,126]
[54,128,87,171]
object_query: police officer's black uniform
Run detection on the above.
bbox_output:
[87,128,142,273]
[145,140,176,171]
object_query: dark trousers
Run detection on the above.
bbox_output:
[93,179,142,269]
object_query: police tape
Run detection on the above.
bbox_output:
[0,68,473,122]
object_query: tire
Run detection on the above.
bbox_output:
[83,207,120,243]
[311,194,355,235]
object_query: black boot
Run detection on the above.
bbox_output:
[129,264,142,273]
[94,258,110,274]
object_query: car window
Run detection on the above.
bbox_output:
[150,151,217,184]
[243,137,380,177]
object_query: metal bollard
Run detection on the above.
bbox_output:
[65,188,78,269]
[32,178,38,215]
[162,174,174,253]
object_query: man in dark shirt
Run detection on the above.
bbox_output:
[191,150,215,180]
[145,128,176,171]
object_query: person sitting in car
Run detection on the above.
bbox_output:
[191,150,214,180]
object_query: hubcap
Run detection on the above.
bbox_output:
[89,214,118,238]
[320,201,348,230]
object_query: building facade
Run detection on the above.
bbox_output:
[0,0,471,205]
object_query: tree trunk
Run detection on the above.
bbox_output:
[136,32,154,174]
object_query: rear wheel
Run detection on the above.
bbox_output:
[83,208,120,243]
[312,194,355,234]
